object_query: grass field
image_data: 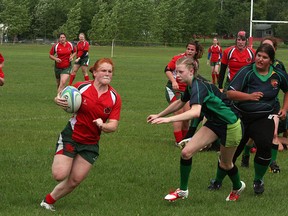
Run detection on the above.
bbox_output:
[0,44,288,216]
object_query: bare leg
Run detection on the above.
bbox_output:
[50,155,93,201]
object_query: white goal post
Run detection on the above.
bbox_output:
[249,0,288,48]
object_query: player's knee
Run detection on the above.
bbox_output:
[52,168,68,181]
[219,161,233,170]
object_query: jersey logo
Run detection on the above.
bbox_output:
[270,79,279,89]
[104,107,112,114]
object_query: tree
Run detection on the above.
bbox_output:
[57,2,82,41]
[34,0,72,40]
[0,0,31,42]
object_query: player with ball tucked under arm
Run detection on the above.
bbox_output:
[40,58,122,211]
[147,56,245,202]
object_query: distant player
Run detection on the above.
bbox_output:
[49,33,76,93]
[218,31,255,91]
[207,37,222,84]
[69,33,90,85]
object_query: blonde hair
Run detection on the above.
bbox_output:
[176,57,198,76]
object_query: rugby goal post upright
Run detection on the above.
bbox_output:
[111,39,115,58]
[249,0,288,48]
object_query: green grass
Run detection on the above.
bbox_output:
[0,44,288,215]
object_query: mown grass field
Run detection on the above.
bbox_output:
[0,44,288,216]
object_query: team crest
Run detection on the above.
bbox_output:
[104,107,112,114]
[271,79,279,89]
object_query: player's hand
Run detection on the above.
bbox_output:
[54,93,68,108]
[206,60,210,65]
[93,118,104,130]
[150,117,170,124]
[147,114,159,123]
[278,109,287,120]
[250,92,263,101]
[55,58,62,63]
[219,88,223,93]
[69,57,74,62]
[172,81,179,90]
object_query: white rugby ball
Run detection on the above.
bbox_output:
[60,86,82,113]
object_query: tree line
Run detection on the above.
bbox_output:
[0,0,287,44]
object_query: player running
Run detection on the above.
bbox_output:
[148,56,245,202]
[49,33,76,93]
[69,33,90,85]
[207,37,222,84]
[40,58,122,211]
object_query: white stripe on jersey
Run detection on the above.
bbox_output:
[79,83,91,94]
[69,115,77,130]
[110,90,117,105]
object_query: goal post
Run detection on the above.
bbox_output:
[249,0,288,48]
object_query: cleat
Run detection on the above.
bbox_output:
[226,181,246,201]
[253,180,264,195]
[164,188,188,201]
[241,155,250,168]
[208,179,222,190]
[40,200,56,211]
[269,161,280,173]
[176,138,191,149]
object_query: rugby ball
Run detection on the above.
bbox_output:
[60,86,82,113]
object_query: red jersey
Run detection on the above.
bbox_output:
[70,81,122,144]
[76,40,89,58]
[0,53,4,78]
[0,53,4,63]
[208,45,222,62]
[166,53,188,91]
[0,68,4,78]
[49,42,75,69]
[221,46,255,80]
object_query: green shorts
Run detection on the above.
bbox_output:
[54,65,72,79]
[204,119,242,147]
[210,61,220,67]
[55,122,99,164]
[75,56,89,67]
[165,81,183,104]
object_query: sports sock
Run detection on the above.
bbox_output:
[180,157,192,190]
[227,165,241,190]
[243,144,252,156]
[215,161,227,184]
[254,162,269,181]
[270,143,278,163]
[69,74,76,85]
[212,74,216,84]
[45,193,56,204]
[84,75,89,81]
[174,131,183,143]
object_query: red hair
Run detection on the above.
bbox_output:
[89,58,114,73]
